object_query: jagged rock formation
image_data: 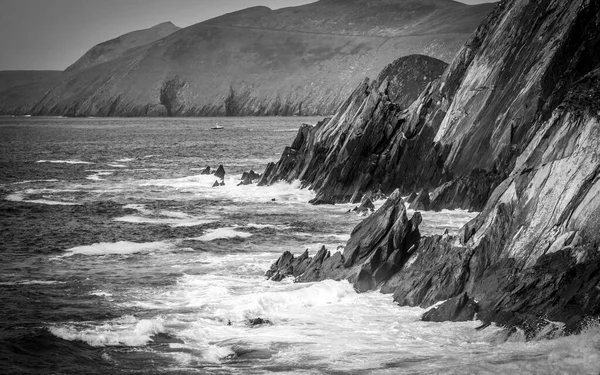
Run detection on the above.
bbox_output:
[262,0,600,213]
[0,0,493,117]
[266,0,600,336]
[258,53,449,200]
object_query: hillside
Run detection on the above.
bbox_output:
[0,71,62,115]
[65,21,180,73]
[13,0,493,117]
[0,22,179,116]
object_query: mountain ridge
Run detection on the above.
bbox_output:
[0,0,494,117]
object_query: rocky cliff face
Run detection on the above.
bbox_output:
[1,0,493,117]
[266,0,600,336]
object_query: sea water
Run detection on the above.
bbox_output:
[1,117,598,374]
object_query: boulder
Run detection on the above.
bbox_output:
[214,165,226,180]
[353,192,375,214]
[247,317,272,327]
[248,169,260,181]
[238,173,252,186]
[200,166,211,175]
[421,292,478,322]
[219,181,225,186]
[212,180,220,187]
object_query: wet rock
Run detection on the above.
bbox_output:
[247,317,272,327]
[238,173,252,186]
[219,181,225,186]
[238,169,262,186]
[214,165,226,180]
[268,190,422,290]
[353,193,375,214]
[200,166,211,175]
[212,180,220,187]
[265,250,310,281]
[410,189,430,211]
[421,292,478,322]
[406,192,418,204]
[248,169,260,181]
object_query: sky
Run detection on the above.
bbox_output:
[0,0,497,71]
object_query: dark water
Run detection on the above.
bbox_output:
[1,117,598,375]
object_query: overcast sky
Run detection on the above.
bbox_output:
[0,0,497,71]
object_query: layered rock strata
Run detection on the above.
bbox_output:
[266,0,600,336]
[261,0,600,213]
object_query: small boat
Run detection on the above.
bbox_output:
[211,125,224,130]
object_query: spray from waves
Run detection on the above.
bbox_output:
[5,191,81,206]
[49,315,166,347]
[114,204,217,227]
[140,175,315,203]
[190,228,253,242]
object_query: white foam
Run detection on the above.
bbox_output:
[50,316,166,347]
[246,223,291,230]
[114,215,214,227]
[116,204,215,227]
[191,228,253,241]
[116,158,135,162]
[86,171,113,181]
[107,164,127,168]
[36,159,94,164]
[5,192,80,206]
[59,241,170,257]
[140,174,314,204]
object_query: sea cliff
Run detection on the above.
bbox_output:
[264,0,600,337]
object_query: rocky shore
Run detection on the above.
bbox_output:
[264,0,600,338]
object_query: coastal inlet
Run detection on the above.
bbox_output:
[1,117,598,374]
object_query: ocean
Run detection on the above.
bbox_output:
[1,117,598,374]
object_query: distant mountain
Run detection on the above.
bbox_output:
[0,22,179,116]
[65,22,180,73]
[0,71,62,115]
[4,0,494,117]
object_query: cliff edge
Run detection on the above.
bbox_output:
[265,0,600,337]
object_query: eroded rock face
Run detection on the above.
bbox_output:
[422,292,478,322]
[267,190,422,291]
[266,0,600,335]
[260,54,449,203]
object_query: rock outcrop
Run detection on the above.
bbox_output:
[214,165,226,180]
[0,1,493,117]
[258,54,448,202]
[266,0,600,336]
